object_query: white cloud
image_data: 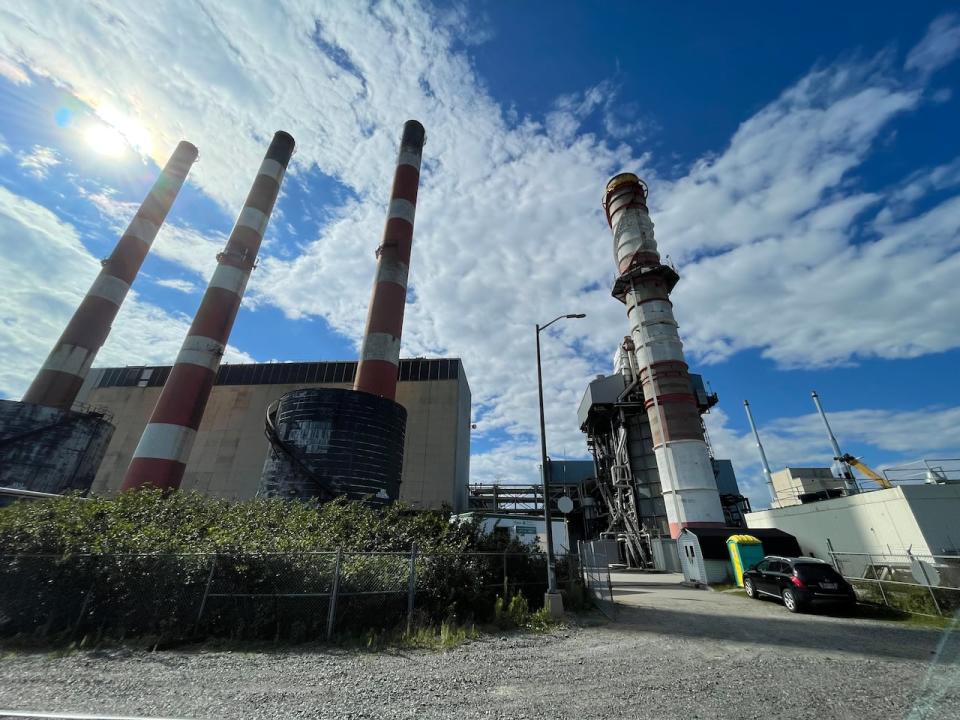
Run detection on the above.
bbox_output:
[0,186,253,399]
[154,277,199,294]
[0,56,30,85]
[83,190,225,281]
[0,3,958,488]
[905,13,960,75]
[16,145,60,179]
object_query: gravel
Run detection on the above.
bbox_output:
[1,579,958,719]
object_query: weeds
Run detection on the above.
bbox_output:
[492,593,555,632]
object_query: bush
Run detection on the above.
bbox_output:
[0,491,548,642]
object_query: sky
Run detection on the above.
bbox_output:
[0,1,958,508]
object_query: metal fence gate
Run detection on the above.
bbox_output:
[579,540,617,619]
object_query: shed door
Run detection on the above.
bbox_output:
[680,537,703,583]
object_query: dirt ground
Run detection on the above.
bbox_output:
[1,572,957,719]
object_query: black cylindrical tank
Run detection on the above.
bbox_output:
[258,388,406,507]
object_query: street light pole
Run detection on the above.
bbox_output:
[536,312,585,617]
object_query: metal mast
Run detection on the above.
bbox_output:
[743,399,776,504]
[810,390,859,494]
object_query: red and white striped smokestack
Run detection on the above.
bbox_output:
[603,173,725,538]
[22,142,198,411]
[121,131,295,492]
[353,120,426,401]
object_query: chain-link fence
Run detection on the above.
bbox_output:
[830,550,960,618]
[0,548,583,642]
[579,540,617,619]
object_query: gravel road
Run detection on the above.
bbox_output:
[1,574,958,719]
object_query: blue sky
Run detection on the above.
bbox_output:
[0,2,958,507]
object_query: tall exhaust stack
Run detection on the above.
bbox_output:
[22,142,198,410]
[602,173,724,538]
[258,121,425,506]
[121,131,295,492]
[353,120,426,400]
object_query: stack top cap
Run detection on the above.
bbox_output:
[173,140,200,159]
[602,172,649,227]
[401,120,426,150]
[605,172,646,195]
[267,131,297,166]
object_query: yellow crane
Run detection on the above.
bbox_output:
[838,453,893,490]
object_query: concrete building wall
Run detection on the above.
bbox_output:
[899,484,960,555]
[83,360,471,511]
[0,399,114,494]
[745,485,960,559]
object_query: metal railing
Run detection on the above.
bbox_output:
[0,549,581,641]
[880,458,960,485]
[829,550,960,618]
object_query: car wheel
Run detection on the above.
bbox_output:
[782,588,802,613]
[744,578,758,599]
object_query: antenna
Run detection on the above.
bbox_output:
[743,400,776,504]
[810,390,859,494]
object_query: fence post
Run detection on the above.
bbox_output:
[909,548,944,617]
[326,547,342,641]
[867,552,890,609]
[407,542,418,634]
[502,549,509,598]
[72,579,95,641]
[195,555,217,627]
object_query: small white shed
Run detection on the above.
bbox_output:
[677,529,730,586]
[678,527,802,586]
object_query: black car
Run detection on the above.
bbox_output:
[743,556,856,613]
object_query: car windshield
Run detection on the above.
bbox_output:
[794,563,842,582]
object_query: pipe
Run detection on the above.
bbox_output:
[602,173,724,538]
[743,399,776,503]
[353,120,426,400]
[120,131,295,492]
[22,142,198,410]
[810,390,859,494]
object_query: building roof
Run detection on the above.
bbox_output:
[91,358,465,390]
[680,526,802,560]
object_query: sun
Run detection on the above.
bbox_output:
[84,122,129,157]
[83,108,153,159]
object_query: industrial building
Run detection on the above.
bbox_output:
[769,467,848,507]
[3,122,458,515]
[78,358,471,511]
[746,483,960,560]
[455,512,570,555]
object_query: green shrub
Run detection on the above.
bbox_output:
[0,492,547,642]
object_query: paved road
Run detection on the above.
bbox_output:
[1,572,958,719]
